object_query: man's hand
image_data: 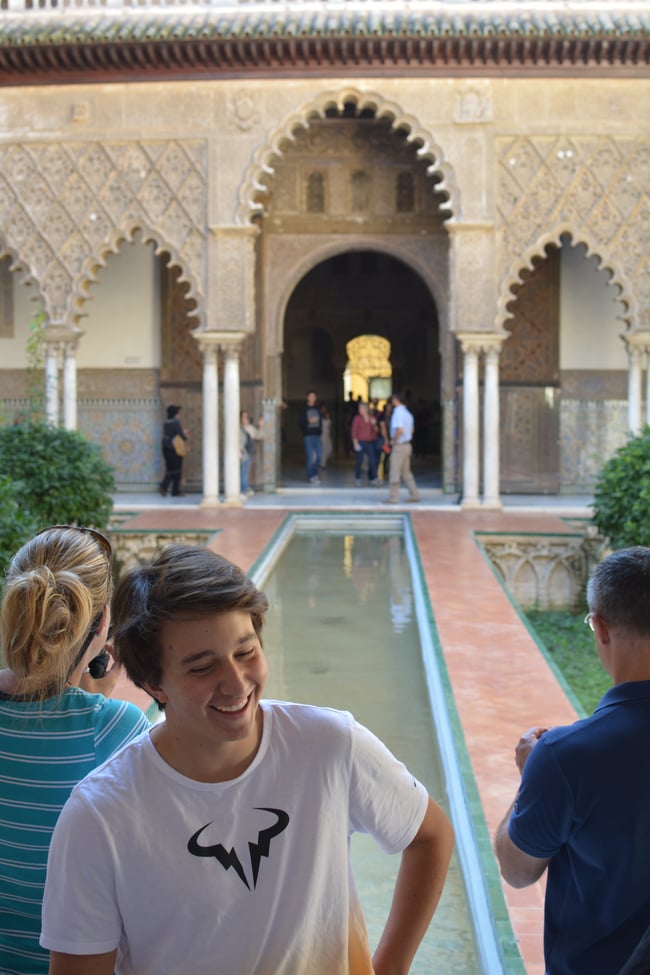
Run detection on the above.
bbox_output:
[515,726,549,774]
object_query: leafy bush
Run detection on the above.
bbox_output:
[0,475,37,578]
[0,423,115,533]
[592,426,650,549]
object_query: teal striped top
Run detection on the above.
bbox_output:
[0,687,150,974]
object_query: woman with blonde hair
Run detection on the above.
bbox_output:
[0,525,150,974]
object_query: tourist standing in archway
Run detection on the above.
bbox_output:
[298,391,322,485]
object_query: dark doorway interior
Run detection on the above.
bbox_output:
[282,249,441,487]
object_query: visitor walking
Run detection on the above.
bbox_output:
[383,391,420,503]
[159,404,189,497]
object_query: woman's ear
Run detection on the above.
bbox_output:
[97,604,111,642]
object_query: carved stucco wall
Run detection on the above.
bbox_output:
[496,136,649,328]
[0,139,208,326]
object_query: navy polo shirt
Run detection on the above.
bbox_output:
[509,681,650,975]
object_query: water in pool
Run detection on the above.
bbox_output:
[260,529,480,973]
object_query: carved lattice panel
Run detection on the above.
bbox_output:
[497,136,649,316]
[0,140,207,322]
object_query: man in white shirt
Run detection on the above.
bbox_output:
[383,390,421,504]
[41,543,454,975]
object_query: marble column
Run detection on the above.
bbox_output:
[62,335,81,431]
[221,337,246,506]
[44,341,61,427]
[482,342,503,510]
[625,339,644,436]
[193,333,221,507]
[460,339,480,508]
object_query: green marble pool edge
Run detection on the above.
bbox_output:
[249,511,526,975]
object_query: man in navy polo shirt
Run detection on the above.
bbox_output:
[494,546,650,975]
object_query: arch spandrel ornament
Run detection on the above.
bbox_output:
[0,139,208,326]
[496,135,648,331]
[236,87,460,226]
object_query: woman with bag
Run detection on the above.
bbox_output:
[159,404,189,497]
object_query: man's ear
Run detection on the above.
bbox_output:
[593,613,611,643]
[142,682,167,707]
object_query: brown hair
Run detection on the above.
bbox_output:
[111,544,268,701]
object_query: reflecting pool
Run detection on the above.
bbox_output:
[256,521,499,974]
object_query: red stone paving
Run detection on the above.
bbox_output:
[112,504,587,974]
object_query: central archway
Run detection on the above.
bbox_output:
[282,250,441,486]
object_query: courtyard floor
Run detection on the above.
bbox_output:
[112,476,594,975]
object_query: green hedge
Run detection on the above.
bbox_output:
[592,427,650,549]
[0,423,115,577]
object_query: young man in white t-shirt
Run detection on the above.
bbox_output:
[41,544,454,975]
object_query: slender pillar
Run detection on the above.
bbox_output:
[222,342,243,506]
[461,341,481,508]
[44,342,60,427]
[483,343,503,509]
[203,344,220,505]
[62,337,79,431]
[627,345,643,436]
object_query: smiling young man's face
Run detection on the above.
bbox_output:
[146,610,268,782]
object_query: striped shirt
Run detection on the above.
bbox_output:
[0,687,150,974]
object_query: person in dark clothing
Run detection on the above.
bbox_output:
[297,391,322,484]
[159,405,188,497]
[495,547,650,975]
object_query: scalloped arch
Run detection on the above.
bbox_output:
[70,222,204,327]
[0,240,42,302]
[497,226,633,331]
[236,87,459,225]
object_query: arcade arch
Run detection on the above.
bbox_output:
[501,234,627,493]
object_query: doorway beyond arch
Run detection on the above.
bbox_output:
[281,249,442,487]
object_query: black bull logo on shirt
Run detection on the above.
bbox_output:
[187,807,290,890]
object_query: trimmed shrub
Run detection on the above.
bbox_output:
[0,423,115,532]
[0,475,37,578]
[592,427,650,549]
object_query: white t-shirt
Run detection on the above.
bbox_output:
[41,700,428,975]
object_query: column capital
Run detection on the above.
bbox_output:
[622,329,650,355]
[456,331,509,355]
[191,330,247,356]
[44,323,80,346]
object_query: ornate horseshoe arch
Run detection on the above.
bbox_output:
[497,225,632,333]
[72,221,204,327]
[236,87,460,225]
